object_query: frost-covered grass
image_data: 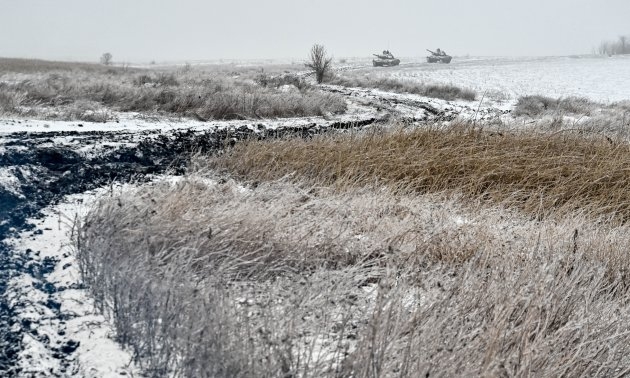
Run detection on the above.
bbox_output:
[328,74,476,101]
[78,174,630,377]
[0,58,347,121]
[511,95,630,139]
[513,95,599,117]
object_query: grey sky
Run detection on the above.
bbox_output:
[1,0,629,62]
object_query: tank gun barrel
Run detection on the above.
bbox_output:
[426,49,436,54]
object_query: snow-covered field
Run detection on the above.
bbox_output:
[1,55,629,376]
[350,55,630,103]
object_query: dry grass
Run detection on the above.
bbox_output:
[0,59,346,121]
[328,75,476,101]
[511,95,630,141]
[77,176,630,377]
[208,124,630,222]
[513,95,598,117]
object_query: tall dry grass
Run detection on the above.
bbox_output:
[208,125,630,222]
[77,176,630,377]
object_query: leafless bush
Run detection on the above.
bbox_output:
[306,44,333,84]
[100,52,113,66]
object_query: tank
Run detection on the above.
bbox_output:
[372,50,401,67]
[426,49,452,64]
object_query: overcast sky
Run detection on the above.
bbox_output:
[1,0,629,63]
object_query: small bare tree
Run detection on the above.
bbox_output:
[305,44,332,84]
[100,52,113,65]
[620,35,628,54]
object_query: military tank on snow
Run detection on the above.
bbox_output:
[373,50,401,67]
[426,49,452,64]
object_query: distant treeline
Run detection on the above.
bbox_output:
[598,35,630,55]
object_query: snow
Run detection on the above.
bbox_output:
[0,167,22,197]
[6,188,141,377]
[380,55,630,103]
[0,108,373,135]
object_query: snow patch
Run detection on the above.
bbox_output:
[6,188,140,377]
[0,167,23,197]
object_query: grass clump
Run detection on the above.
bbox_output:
[513,95,598,117]
[329,75,476,101]
[209,125,630,222]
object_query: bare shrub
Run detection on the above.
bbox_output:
[100,52,113,66]
[305,44,333,84]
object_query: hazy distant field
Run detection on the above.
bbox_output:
[353,55,630,102]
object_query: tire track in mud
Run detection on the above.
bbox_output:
[321,84,510,124]
[0,119,377,376]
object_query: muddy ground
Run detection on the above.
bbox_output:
[0,117,391,375]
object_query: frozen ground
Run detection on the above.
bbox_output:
[1,55,629,376]
[6,189,140,377]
